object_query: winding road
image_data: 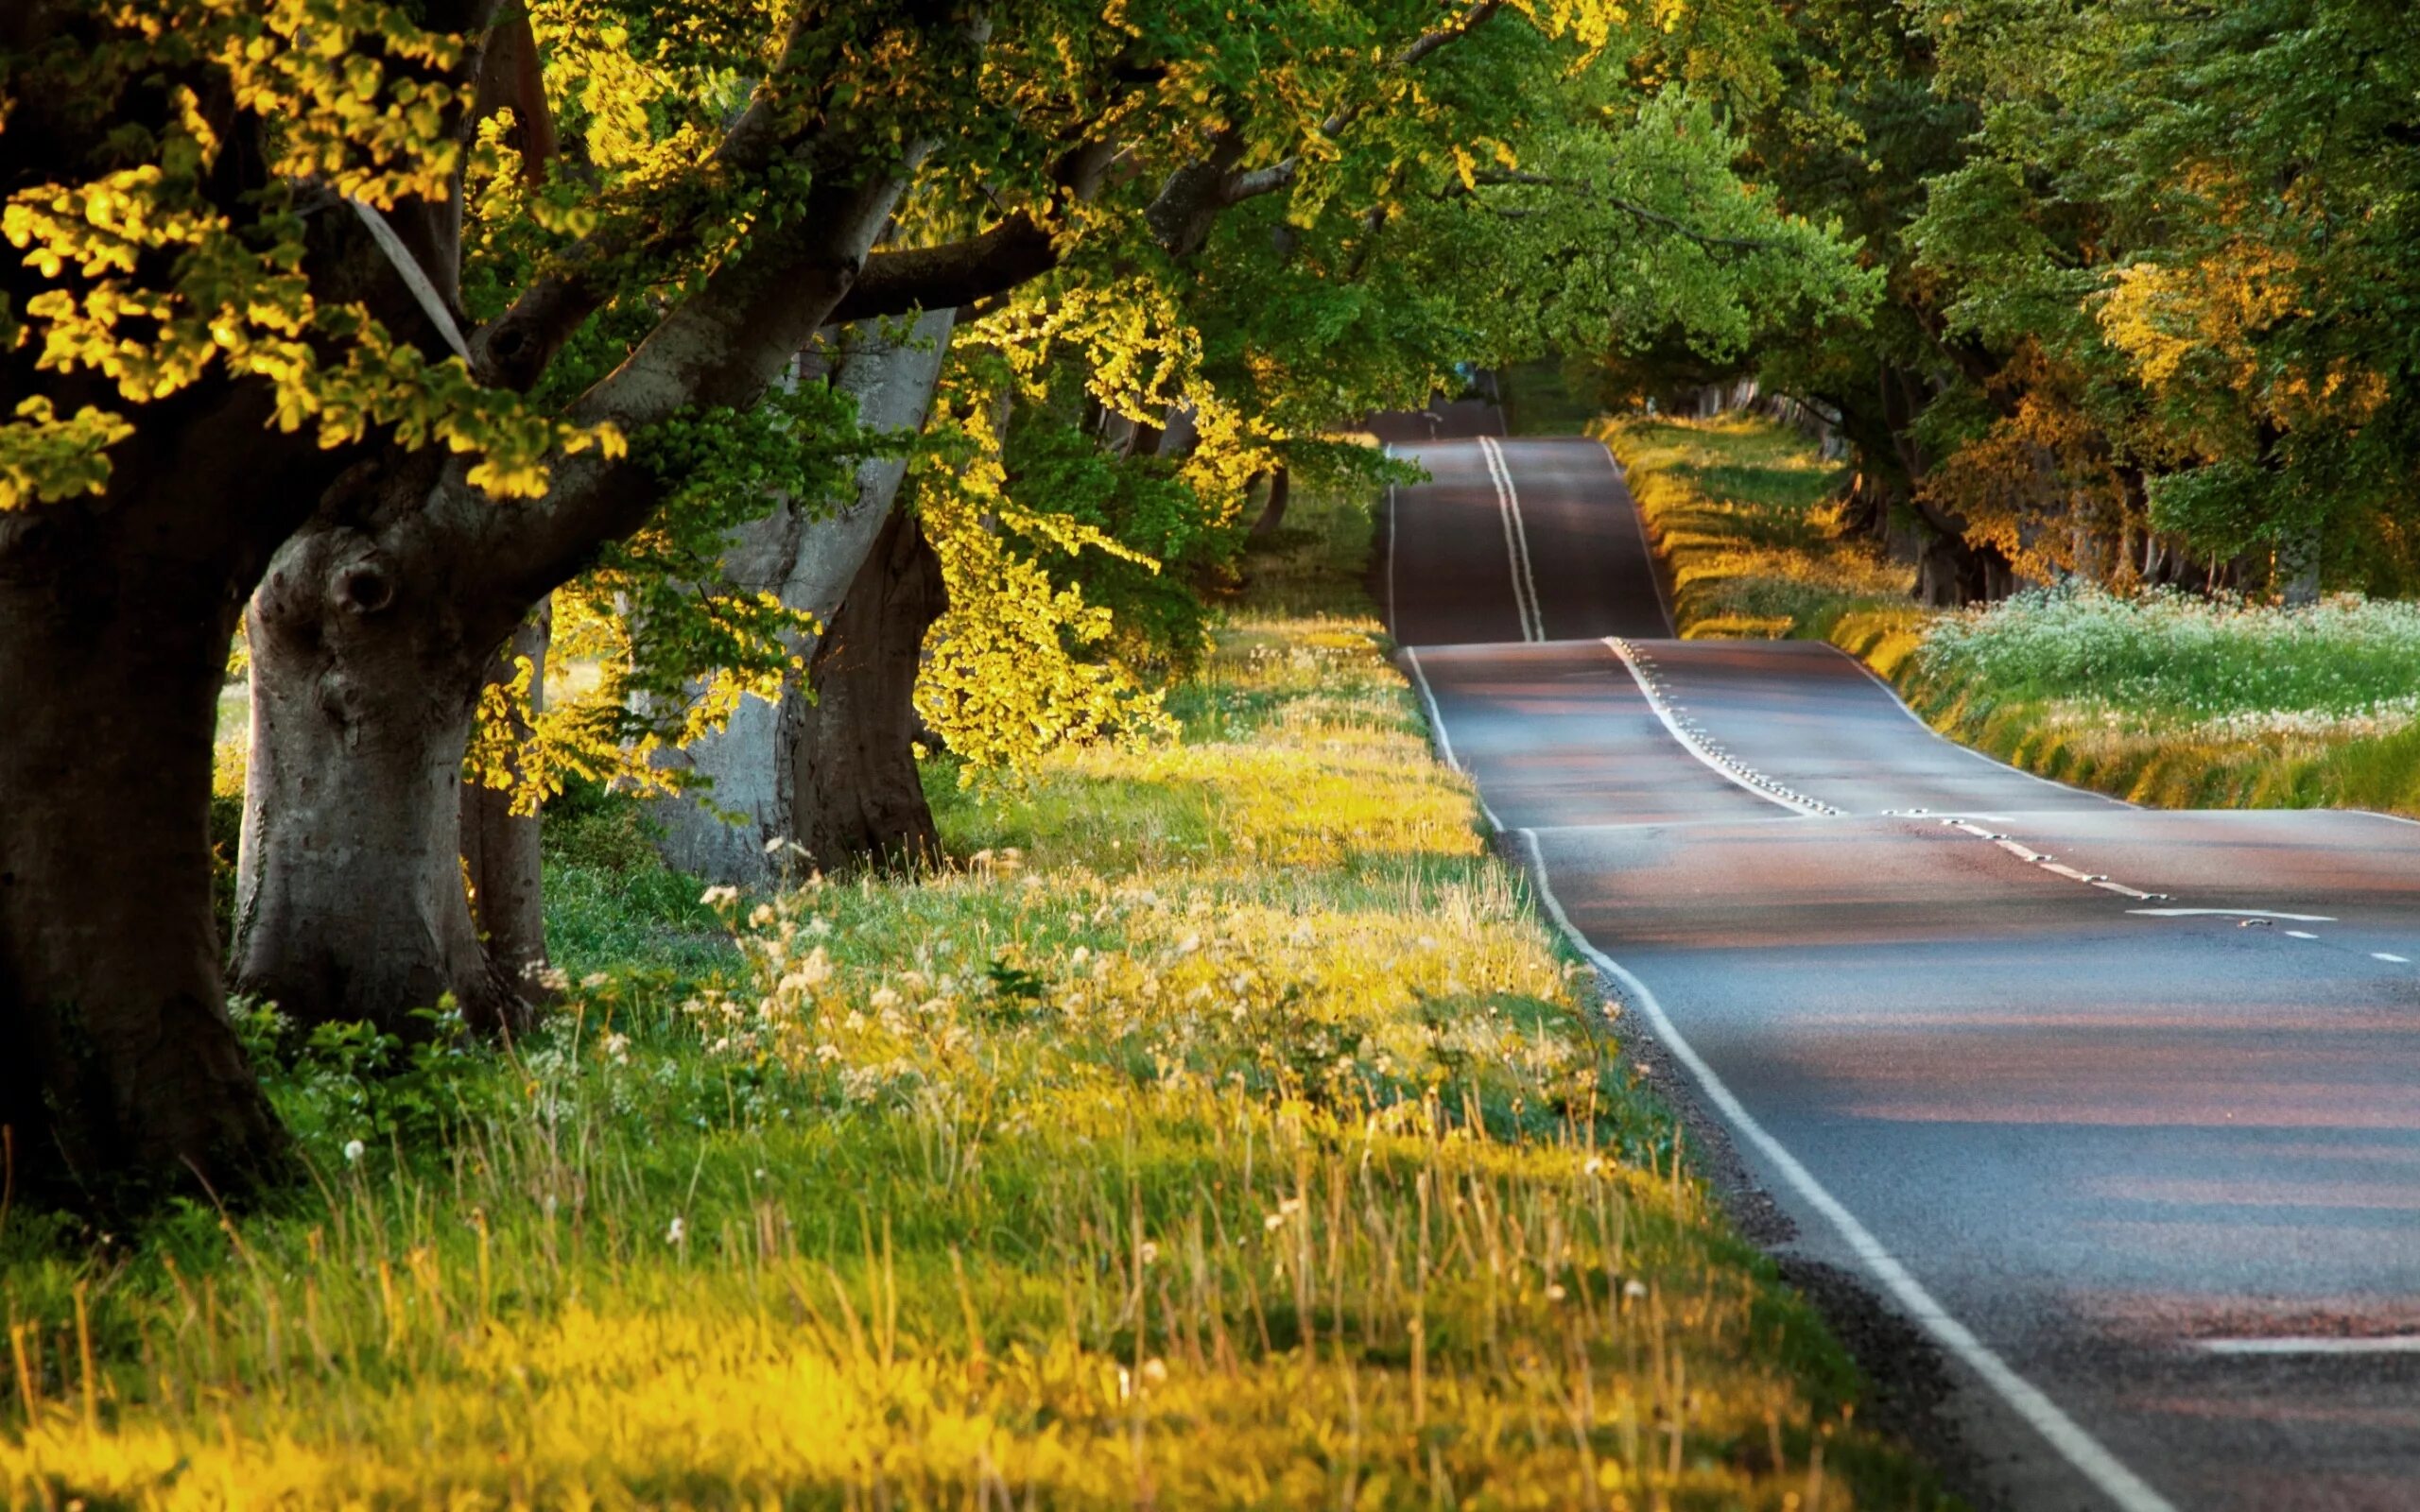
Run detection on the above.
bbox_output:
[1374,402,2420,1512]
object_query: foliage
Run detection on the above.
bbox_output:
[0,484,1947,1510]
[1615,408,2420,818]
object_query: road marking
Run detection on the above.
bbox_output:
[1602,638,1840,817]
[1824,644,2134,808]
[1593,438,1676,635]
[1385,481,1399,634]
[2286,930,2318,939]
[1478,437,1545,641]
[2127,908,2337,922]
[1402,647,1504,833]
[1516,829,2180,1512]
[2199,1336,2420,1356]
[2375,953,2410,964]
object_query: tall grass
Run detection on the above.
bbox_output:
[2,484,1946,1509]
[1608,411,2420,816]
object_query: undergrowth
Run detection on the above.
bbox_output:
[1602,411,2420,815]
[3,485,1946,1509]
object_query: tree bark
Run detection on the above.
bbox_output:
[1247,466,1293,543]
[786,505,947,874]
[0,451,287,1210]
[460,602,554,1002]
[650,309,957,884]
[233,458,527,1039]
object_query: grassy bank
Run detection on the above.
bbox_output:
[4,487,1945,1507]
[1599,412,2420,814]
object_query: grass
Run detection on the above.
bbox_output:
[3,484,1949,1510]
[1601,411,2420,815]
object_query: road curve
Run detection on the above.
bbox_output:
[1384,418,2420,1512]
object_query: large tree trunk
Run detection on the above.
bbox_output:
[0,474,285,1210]
[786,505,947,873]
[460,603,554,1002]
[1246,466,1293,543]
[233,461,527,1039]
[651,309,956,885]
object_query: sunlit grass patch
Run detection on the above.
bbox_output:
[1606,411,2420,817]
[3,485,1949,1509]
[1597,416,1915,644]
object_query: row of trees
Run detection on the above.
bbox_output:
[1649,0,2417,604]
[0,0,1874,1210]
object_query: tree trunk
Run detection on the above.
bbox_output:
[233,462,527,1039]
[1247,466,1293,543]
[0,507,283,1210]
[651,309,956,885]
[460,601,554,1002]
[786,505,946,874]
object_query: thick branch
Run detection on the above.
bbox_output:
[827,213,1062,322]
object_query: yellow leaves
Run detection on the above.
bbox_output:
[0,398,136,508]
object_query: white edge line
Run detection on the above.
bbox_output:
[1402,647,1504,833]
[2199,1336,2420,1356]
[1595,438,1677,637]
[1516,828,2180,1512]
[1600,638,1831,817]
[1819,644,2133,809]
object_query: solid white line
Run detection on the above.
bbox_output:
[2374,953,2409,964]
[1402,647,1504,833]
[2128,908,2337,922]
[1600,638,1835,816]
[2286,930,2318,939]
[1516,829,2180,1512]
[1595,438,1676,636]
[2200,1336,2420,1356]
[1479,437,1545,641]
[1822,644,2134,809]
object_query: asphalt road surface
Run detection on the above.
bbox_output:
[1381,420,2420,1512]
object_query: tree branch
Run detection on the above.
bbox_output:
[826,211,1062,323]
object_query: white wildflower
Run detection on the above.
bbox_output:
[666,1216,686,1245]
[342,1139,366,1165]
[700,885,739,908]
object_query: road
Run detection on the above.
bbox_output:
[1379,413,2420,1512]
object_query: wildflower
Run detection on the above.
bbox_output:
[870,987,903,1012]
[600,1032,631,1065]
[1140,1358,1168,1387]
[700,885,739,908]
[1137,1241,1160,1266]
[666,1216,686,1245]
[580,972,612,990]
[1546,1283,1567,1302]
[1623,1279,1649,1301]
[749,902,777,928]
[342,1139,366,1165]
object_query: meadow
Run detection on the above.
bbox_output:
[1599,414,2420,815]
[3,487,1945,1508]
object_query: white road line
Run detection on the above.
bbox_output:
[2286,930,2318,939]
[1478,437,1544,641]
[1402,647,1504,833]
[2374,952,2410,964]
[1602,638,1838,816]
[1593,438,1676,635]
[1823,644,2134,809]
[2199,1336,2420,1356]
[1517,829,2180,1512]
[2128,908,2337,922]
[1386,481,1399,634]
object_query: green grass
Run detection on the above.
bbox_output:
[1604,411,2420,815]
[3,485,1950,1509]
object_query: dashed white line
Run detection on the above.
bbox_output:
[1517,828,2180,1512]
[2374,952,2409,964]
